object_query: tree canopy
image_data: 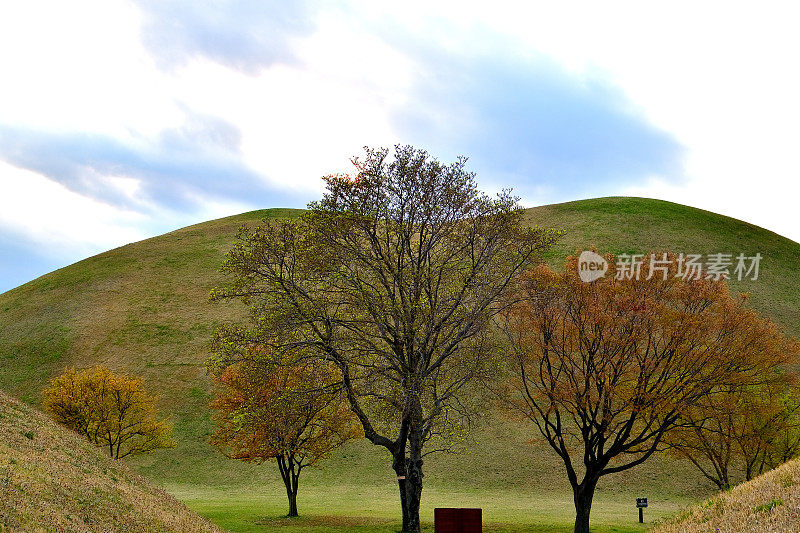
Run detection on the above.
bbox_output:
[211,145,559,532]
[667,377,800,488]
[210,352,360,517]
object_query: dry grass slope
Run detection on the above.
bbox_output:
[0,389,220,532]
[653,457,800,533]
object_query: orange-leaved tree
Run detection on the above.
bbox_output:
[43,365,175,459]
[498,252,797,533]
[210,353,360,517]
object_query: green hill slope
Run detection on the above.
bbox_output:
[526,197,799,336]
[0,197,797,529]
[0,389,219,532]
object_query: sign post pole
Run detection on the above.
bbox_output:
[636,498,648,523]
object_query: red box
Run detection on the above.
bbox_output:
[434,508,482,533]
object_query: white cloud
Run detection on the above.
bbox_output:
[351,1,800,240]
[0,159,258,263]
[0,0,798,292]
[0,0,184,138]
[0,1,410,202]
[474,1,800,240]
[0,160,147,257]
[160,10,415,196]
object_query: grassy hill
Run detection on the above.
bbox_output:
[0,197,797,531]
[0,389,219,532]
[526,197,799,336]
[653,456,800,532]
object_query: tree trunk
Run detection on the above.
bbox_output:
[718,464,730,490]
[287,489,298,518]
[277,454,300,517]
[403,457,423,532]
[391,429,425,532]
[573,476,599,533]
[394,456,410,531]
[402,428,425,533]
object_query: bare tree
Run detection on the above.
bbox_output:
[211,145,558,532]
[667,378,800,487]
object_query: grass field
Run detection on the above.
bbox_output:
[0,197,798,531]
[167,483,690,532]
[526,197,800,337]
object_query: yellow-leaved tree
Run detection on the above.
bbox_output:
[43,365,175,459]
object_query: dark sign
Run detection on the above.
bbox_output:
[636,498,648,508]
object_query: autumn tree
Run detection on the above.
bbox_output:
[210,145,558,532]
[498,253,796,533]
[667,377,800,488]
[43,365,174,459]
[209,353,360,517]
[761,390,800,471]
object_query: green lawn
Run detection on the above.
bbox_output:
[168,483,688,532]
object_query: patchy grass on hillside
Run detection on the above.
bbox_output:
[526,197,800,336]
[0,389,219,532]
[653,457,800,532]
[0,198,797,531]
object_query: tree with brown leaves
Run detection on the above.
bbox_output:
[43,365,174,459]
[498,252,797,533]
[667,377,800,488]
[210,354,360,517]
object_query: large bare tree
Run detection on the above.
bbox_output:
[211,145,557,532]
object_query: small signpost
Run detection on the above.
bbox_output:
[636,497,648,523]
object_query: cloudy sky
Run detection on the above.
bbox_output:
[1,1,798,292]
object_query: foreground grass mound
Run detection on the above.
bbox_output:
[653,457,800,532]
[0,389,219,532]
